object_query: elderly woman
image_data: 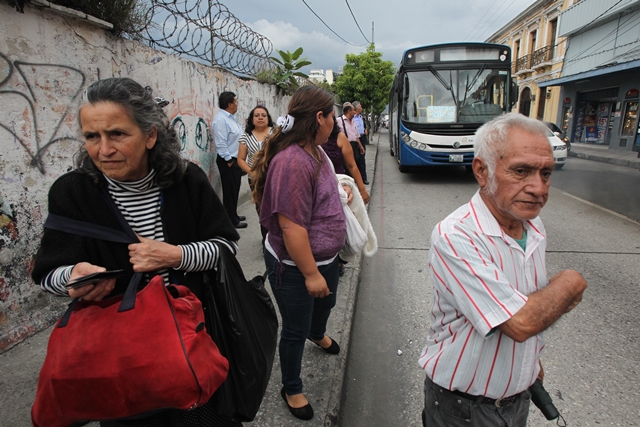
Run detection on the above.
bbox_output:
[251,86,346,421]
[31,77,242,427]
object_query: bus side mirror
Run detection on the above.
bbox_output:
[510,81,519,107]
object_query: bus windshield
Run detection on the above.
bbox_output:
[401,67,508,124]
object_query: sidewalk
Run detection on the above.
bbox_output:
[0,135,379,427]
[568,142,640,169]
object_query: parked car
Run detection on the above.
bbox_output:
[546,127,568,169]
[544,121,571,151]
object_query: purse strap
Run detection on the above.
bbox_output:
[340,116,349,139]
[44,187,144,327]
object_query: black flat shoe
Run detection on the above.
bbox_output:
[237,215,246,221]
[234,222,248,229]
[281,387,314,420]
[308,336,340,355]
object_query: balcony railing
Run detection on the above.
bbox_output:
[532,45,554,67]
[514,54,532,73]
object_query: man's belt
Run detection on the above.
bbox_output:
[447,388,523,408]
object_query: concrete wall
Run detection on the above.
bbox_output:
[0,2,289,351]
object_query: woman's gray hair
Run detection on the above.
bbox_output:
[76,77,186,188]
[474,113,550,194]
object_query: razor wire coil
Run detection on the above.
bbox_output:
[140,0,275,76]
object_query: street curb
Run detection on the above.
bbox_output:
[323,134,379,426]
[568,150,640,169]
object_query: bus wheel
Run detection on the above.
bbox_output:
[399,165,410,173]
[390,148,394,156]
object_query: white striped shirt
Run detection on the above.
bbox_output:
[238,129,270,168]
[419,191,547,399]
[41,170,238,295]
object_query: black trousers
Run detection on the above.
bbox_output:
[216,155,242,224]
[356,144,367,182]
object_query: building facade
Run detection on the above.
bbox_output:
[540,0,640,149]
[309,69,335,84]
[486,0,573,124]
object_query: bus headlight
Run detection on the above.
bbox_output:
[419,143,427,150]
[401,132,411,143]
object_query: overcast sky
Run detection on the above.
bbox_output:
[228,0,537,74]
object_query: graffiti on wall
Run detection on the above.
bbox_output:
[0,52,85,173]
[165,96,216,178]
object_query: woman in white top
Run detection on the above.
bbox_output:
[238,105,273,244]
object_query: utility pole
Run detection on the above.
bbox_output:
[372,22,375,50]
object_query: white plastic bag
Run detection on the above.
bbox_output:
[342,204,367,256]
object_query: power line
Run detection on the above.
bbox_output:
[345,0,371,44]
[566,12,640,64]
[476,0,520,41]
[300,0,366,47]
[467,0,510,41]
[464,0,501,41]
[569,0,624,39]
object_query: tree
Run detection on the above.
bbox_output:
[335,44,395,124]
[316,80,336,94]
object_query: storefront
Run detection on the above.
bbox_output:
[538,60,640,151]
[571,87,617,145]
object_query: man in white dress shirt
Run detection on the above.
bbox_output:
[420,113,587,427]
[213,91,247,228]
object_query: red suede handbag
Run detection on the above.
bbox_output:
[32,197,229,427]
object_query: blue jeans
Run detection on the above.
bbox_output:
[264,250,339,395]
[422,376,531,427]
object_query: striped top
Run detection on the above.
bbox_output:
[238,129,270,168]
[418,191,547,399]
[41,169,238,296]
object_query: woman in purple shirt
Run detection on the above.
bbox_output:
[252,86,346,421]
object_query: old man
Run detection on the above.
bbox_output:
[420,113,586,427]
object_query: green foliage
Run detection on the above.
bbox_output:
[269,48,312,95]
[335,44,396,116]
[316,80,336,94]
[255,68,278,85]
[7,0,149,37]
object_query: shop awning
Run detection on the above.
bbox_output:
[538,59,640,88]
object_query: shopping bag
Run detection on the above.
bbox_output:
[32,275,229,427]
[204,245,278,422]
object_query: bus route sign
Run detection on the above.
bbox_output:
[427,106,456,123]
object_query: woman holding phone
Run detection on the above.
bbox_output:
[32,77,242,427]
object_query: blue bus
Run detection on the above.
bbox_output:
[388,43,517,172]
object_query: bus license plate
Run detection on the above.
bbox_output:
[449,154,464,162]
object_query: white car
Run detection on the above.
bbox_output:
[547,128,568,169]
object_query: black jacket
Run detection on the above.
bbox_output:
[32,162,239,301]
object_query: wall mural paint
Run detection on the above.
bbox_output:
[0,52,85,174]
[165,96,217,184]
[0,6,288,351]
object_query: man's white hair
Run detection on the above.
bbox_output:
[474,113,551,194]
[352,101,361,109]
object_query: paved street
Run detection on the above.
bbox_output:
[2,130,640,427]
[551,156,640,223]
[342,130,640,426]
